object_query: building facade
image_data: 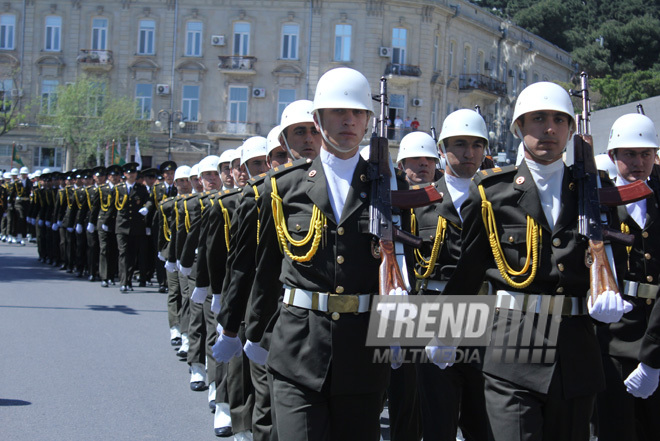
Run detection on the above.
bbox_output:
[0,0,574,172]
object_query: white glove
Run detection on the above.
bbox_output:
[211,294,222,314]
[101,224,109,232]
[388,287,409,296]
[66,227,73,233]
[75,224,83,234]
[57,221,62,227]
[391,345,403,370]
[51,223,58,231]
[145,227,151,236]
[2,212,7,218]
[425,338,456,370]
[138,207,149,216]
[191,286,208,303]
[244,340,269,365]
[87,222,95,233]
[164,260,178,273]
[45,221,52,227]
[26,217,33,224]
[38,219,44,227]
[157,252,166,262]
[178,262,192,276]
[212,324,243,363]
[588,290,633,324]
[625,362,660,398]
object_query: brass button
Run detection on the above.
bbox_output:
[295,224,301,231]
[569,182,576,191]
[336,286,344,294]
[647,299,653,306]
[430,235,434,240]
[331,312,340,320]
[642,231,649,238]
[556,287,564,294]
[337,255,344,264]
[360,174,367,182]
[647,275,654,282]
[508,236,514,243]
[552,238,561,247]
[337,227,345,236]
[557,263,564,272]
[645,253,652,260]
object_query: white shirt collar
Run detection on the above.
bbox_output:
[320,148,359,221]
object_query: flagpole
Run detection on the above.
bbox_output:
[10,141,14,168]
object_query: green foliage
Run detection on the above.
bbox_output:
[591,71,660,109]
[40,75,148,167]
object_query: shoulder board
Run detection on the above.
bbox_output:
[218,187,241,198]
[247,172,268,186]
[161,196,175,204]
[598,170,609,180]
[270,157,312,178]
[408,182,432,190]
[473,165,517,184]
[184,193,199,201]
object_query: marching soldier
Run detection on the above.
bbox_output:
[85,167,107,282]
[93,165,122,287]
[61,172,79,273]
[442,82,629,441]
[150,160,178,292]
[218,149,236,190]
[74,170,91,278]
[8,166,33,245]
[596,113,660,440]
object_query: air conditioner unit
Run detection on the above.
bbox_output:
[211,35,225,46]
[252,88,266,98]
[16,144,26,151]
[379,47,392,57]
[411,98,423,107]
[11,89,22,97]
[156,84,170,95]
[484,61,491,71]
[508,69,514,77]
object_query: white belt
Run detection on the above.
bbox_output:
[496,290,587,316]
[283,286,372,313]
[623,280,659,300]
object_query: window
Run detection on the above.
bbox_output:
[392,28,406,65]
[33,147,63,169]
[0,14,15,50]
[0,79,13,112]
[334,24,351,62]
[462,46,470,74]
[228,86,248,134]
[182,85,199,122]
[45,16,61,51]
[41,80,58,115]
[448,41,455,75]
[185,21,202,56]
[433,35,439,71]
[138,19,155,55]
[281,24,298,60]
[92,18,108,50]
[88,82,105,117]
[477,51,484,75]
[277,89,296,122]
[135,84,152,120]
[233,22,250,56]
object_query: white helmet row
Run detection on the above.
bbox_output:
[10,168,18,175]
[438,109,489,149]
[280,100,315,136]
[510,82,576,138]
[189,163,200,178]
[19,166,29,174]
[2,171,10,179]
[174,165,192,181]
[240,136,268,166]
[313,67,373,115]
[607,113,659,151]
[218,148,236,165]
[267,125,282,155]
[198,155,221,174]
[396,132,439,163]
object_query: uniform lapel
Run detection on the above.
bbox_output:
[435,178,462,226]
[339,157,370,225]
[553,165,577,234]
[515,161,552,232]
[304,157,337,225]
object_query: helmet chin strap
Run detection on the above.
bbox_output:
[280,133,297,161]
[314,110,360,154]
[439,141,460,177]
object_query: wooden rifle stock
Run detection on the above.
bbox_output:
[378,239,408,297]
[588,239,619,304]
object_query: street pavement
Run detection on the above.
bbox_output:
[0,241,396,441]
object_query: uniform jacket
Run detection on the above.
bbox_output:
[114,182,149,235]
[61,186,78,228]
[95,183,116,232]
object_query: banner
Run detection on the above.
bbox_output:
[11,142,24,167]
[134,137,142,170]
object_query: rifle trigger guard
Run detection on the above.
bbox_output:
[371,239,380,259]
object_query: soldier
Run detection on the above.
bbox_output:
[85,166,107,282]
[136,167,159,287]
[61,172,79,273]
[441,82,630,441]
[397,131,440,185]
[114,162,149,292]
[0,171,10,241]
[218,150,236,190]
[189,163,204,194]
[94,165,122,287]
[595,113,660,440]
[150,160,177,292]
[410,111,493,441]
[73,170,91,278]
[8,166,33,245]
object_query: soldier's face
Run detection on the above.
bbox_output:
[219,162,234,188]
[162,170,175,185]
[443,136,486,179]
[124,171,137,184]
[189,176,203,192]
[175,177,192,194]
[519,111,572,165]
[231,159,245,187]
[109,174,121,185]
[246,156,270,176]
[283,122,321,160]
[268,146,289,168]
[201,170,221,190]
[94,174,107,185]
[315,108,369,159]
[400,156,436,184]
[609,148,657,182]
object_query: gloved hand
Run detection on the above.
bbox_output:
[211,294,222,314]
[390,345,403,369]
[625,362,660,398]
[26,217,33,224]
[38,219,44,227]
[388,287,408,296]
[51,222,58,231]
[178,262,192,276]
[191,286,208,303]
[101,224,109,232]
[212,325,243,363]
[425,338,456,370]
[157,252,166,262]
[244,340,269,365]
[138,207,149,216]
[3,212,7,218]
[164,260,178,273]
[75,224,83,234]
[66,227,73,233]
[145,227,151,236]
[588,290,633,324]
[87,222,95,233]
[45,221,52,227]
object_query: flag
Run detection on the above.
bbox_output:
[11,143,24,167]
[134,137,143,170]
[125,137,131,164]
[113,138,125,166]
[104,140,110,167]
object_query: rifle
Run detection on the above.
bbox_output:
[368,77,442,296]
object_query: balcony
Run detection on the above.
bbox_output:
[384,63,422,86]
[459,74,507,98]
[77,49,114,72]
[206,120,260,138]
[218,56,257,75]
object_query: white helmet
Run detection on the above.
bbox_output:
[595,153,617,179]
[19,166,29,174]
[189,163,200,178]
[607,113,659,151]
[198,155,221,174]
[10,167,18,175]
[218,148,236,165]
[240,136,268,166]
[312,67,373,114]
[42,168,52,174]
[34,170,42,177]
[174,165,192,181]
[267,125,283,155]
[231,147,243,167]
[397,132,439,163]
[3,171,10,179]
[510,82,576,137]
[280,100,315,135]
[438,109,489,149]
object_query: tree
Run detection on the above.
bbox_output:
[0,67,27,138]
[39,75,148,167]
[591,70,660,109]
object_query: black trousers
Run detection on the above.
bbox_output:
[116,233,139,286]
[596,354,660,441]
[98,229,117,281]
[227,323,255,434]
[65,228,77,270]
[388,363,422,441]
[87,230,99,278]
[250,359,276,441]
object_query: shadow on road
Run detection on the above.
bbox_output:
[0,399,31,406]
[0,251,75,283]
[0,304,164,315]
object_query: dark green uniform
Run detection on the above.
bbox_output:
[114,181,149,289]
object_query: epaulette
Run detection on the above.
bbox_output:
[161,196,175,204]
[408,182,432,190]
[395,168,406,179]
[473,165,517,184]
[270,157,312,177]
[598,170,609,180]
[218,186,241,199]
[247,172,268,186]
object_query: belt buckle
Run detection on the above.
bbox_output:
[327,294,358,313]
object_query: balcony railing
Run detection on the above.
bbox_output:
[207,120,259,136]
[218,56,257,71]
[459,73,507,97]
[181,122,198,134]
[77,49,114,71]
[384,63,422,78]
